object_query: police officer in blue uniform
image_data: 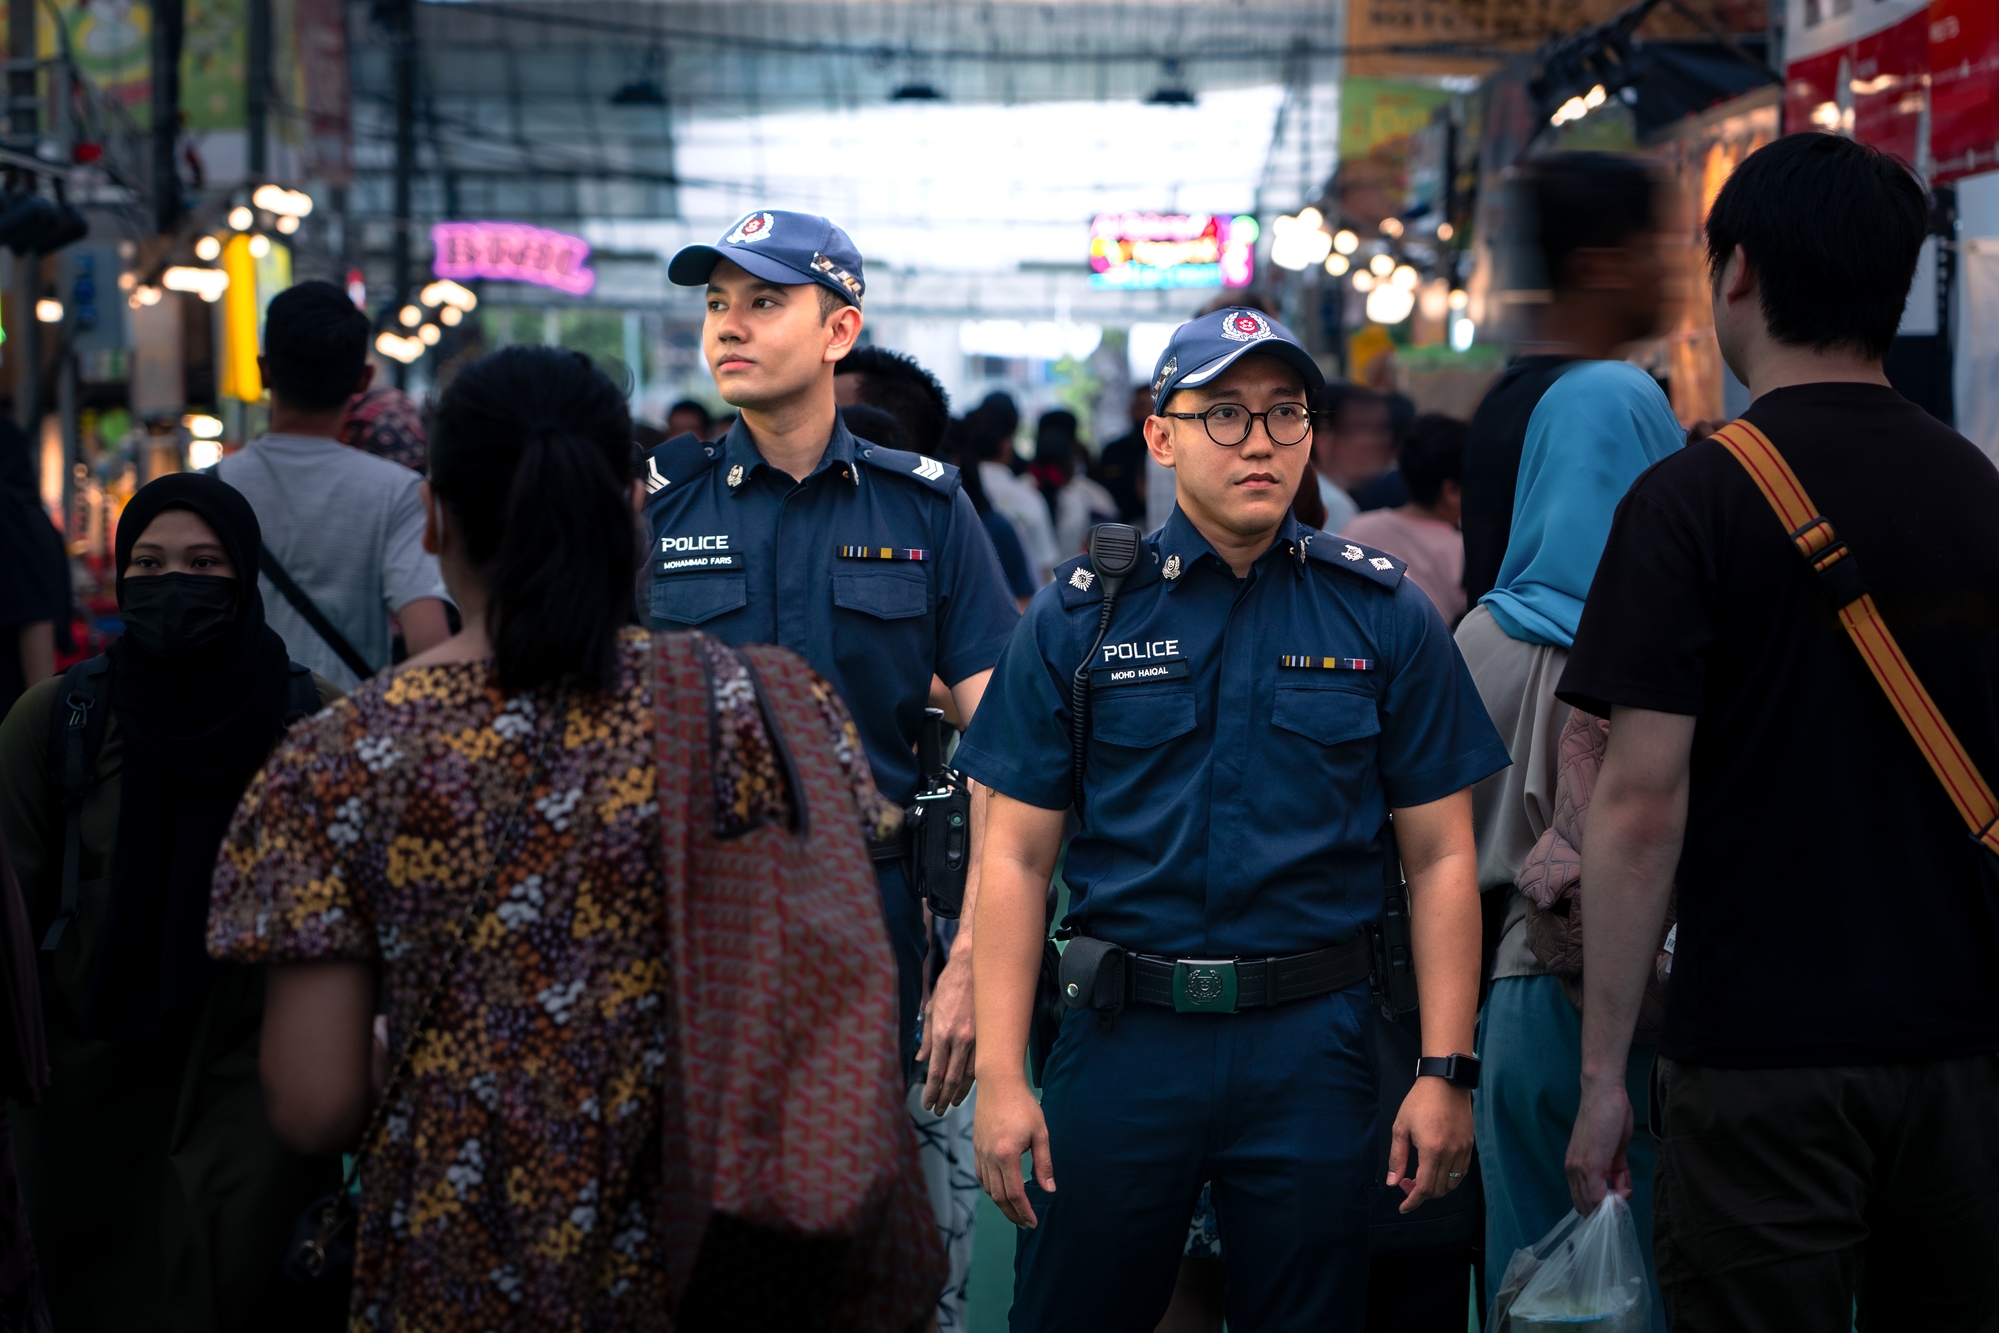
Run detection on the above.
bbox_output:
[648,210,1020,1098]
[960,308,1509,1330]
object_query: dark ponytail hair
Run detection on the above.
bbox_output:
[427,346,637,693]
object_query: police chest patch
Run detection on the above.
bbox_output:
[1092,658,1190,687]
[657,552,746,576]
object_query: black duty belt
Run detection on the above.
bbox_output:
[1129,935,1374,1014]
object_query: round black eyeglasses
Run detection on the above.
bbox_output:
[1164,402,1313,447]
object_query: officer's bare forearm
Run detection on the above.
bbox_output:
[1577,708,1691,1089]
[1391,789,1480,1060]
[948,670,995,953]
[972,792,1064,1092]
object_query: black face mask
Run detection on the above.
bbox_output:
[119,573,239,658]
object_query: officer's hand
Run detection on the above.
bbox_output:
[973,1079,1054,1228]
[917,951,976,1114]
[1564,1074,1634,1216]
[1388,1077,1473,1214]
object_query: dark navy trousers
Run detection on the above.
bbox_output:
[1010,983,1379,1332]
[877,859,924,1080]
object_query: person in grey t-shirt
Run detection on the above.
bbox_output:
[215,282,451,690]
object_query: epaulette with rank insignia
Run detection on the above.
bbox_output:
[1300,530,1407,591]
[643,431,722,497]
[852,441,961,497]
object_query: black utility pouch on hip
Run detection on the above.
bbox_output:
[1058,936,1126,1013]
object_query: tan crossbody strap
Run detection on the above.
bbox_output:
[1713,420,1999,857]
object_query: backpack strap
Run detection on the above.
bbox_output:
[283,661,319,727]
[1713,420,1999,857]
[42,655,112,951]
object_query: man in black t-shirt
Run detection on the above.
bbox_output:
[1560,134,1999,1332]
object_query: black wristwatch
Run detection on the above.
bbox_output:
[1416,1053,1481,1090]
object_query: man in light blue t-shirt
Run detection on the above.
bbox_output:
[1453,152,1685,1325]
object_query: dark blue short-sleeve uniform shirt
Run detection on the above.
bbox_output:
[956,507,1508,958]
[643,415,1020,804]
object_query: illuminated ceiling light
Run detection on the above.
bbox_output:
[1450,318,1475,352]
[1436,222,1455,242]
[35,298,62,322]
[1418,280,1451,321]
[1369,253,1395,277]
[1379,217,1403,237]
[374,330,426,364]
[1270,211,1333,271]
[1448,288,1469,310]
[276,215,299,235]
[1366,283,1416,324]
[1332,229,1359,255]
[417,322,441,345]
[187,439,224,470]
[117,271,136,291]
[162,266,231,301]
[1551,95,1589,126]
[194,234,222,261]
[398,304,422,327]
[129,284,162,308]
[251,184,313,217]
[1810,101,1842,130]
[1352,270,1377,292]
[440,304,463,326]
[247,234,272,259]
[228,206,253,231]
[182,413,225,439]
[1392,264,1419,290]
[1584,84,1607,109]
[1325,254,1349,276]
[420,278,478,310]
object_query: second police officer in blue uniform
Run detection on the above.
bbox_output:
[646,210,1020,1101]
[960,308,1510,1329]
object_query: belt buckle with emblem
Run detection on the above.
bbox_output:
[1172,958,1239,1013]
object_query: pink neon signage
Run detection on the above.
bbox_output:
[431,221,597,296]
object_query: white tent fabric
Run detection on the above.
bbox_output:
[1955,237,1999,470]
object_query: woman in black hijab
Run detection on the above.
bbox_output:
[0,415,70,716]
[0,472,347,1333]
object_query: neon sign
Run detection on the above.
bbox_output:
[1089,213,1256,291]
[430,221,597,296]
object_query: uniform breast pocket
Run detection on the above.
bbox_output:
[1271,683,1380,748]
[650,574,747,626]
[1093,687,1197,748]
[832,570,928,621]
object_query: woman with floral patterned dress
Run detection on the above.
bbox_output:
[208,347,940,1331]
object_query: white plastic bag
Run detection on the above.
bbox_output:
[1487,1192,1650,1332]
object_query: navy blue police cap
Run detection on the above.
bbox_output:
[1150,307,1325,415]
[668,210,866,309]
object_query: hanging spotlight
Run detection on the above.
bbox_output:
[1333,229,1359,255]
[251,184,314,217]
[419,279,478,310]
[194,235,222,261]
[1325,254,1349,276]
[398,304,422,327]
[163,266,231,301]
[276,215,300,235]
[417,322,441,345]
[1391,264,1419,291]
[1380,217,1404,238]
[1448,288,1469,311]
[228,206,253,231]
[375,330,425,363]
[35,298,62,322]
[1437,222,1455,242]
[247,234,272,259]
[1352,271,1377,292]
[440,305,463,326]
[1365,284,1416,324]
[1146,57,1196,106]
[182,413,226,439]
[1369,253,1395,277]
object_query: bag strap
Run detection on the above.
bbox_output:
[1713,419,1999,857]
[283,661,320,726]
[41,655,110,952]
[330,686,569,1200]
[259,541,376,682]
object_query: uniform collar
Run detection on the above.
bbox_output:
[721,413,861,495]
[1157,505,1307,590]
